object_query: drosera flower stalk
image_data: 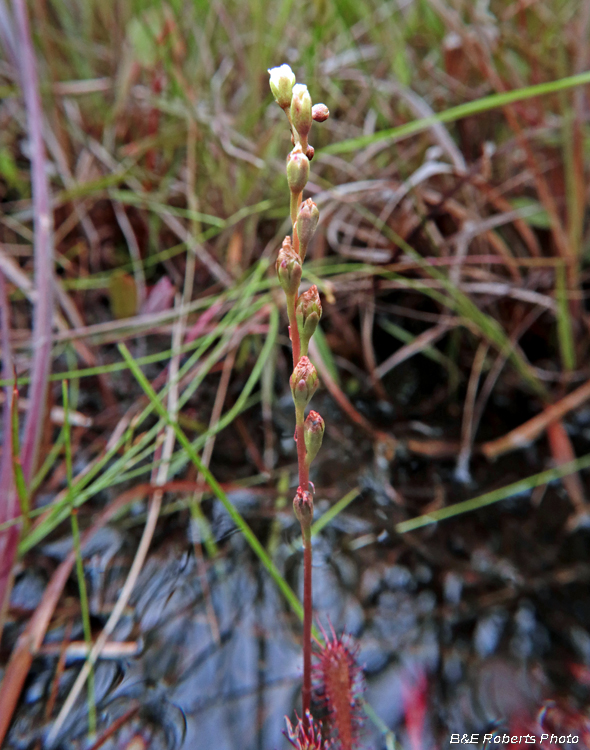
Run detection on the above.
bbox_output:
[268,63,330,726]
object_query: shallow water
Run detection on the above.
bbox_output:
[3,415,590,750]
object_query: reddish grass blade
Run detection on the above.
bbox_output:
[12,0,55,482]
[0,272,19,637]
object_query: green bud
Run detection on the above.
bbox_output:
[276,236,302,298]
[290,356,319,410]
[290,83,313,140]
[295,285,322,356]
[312,103,330,122]
[296,198,320,261]
[304,410,325,466]
[293,488,314,530]
[286,145,310,196]
[268,64,296,110]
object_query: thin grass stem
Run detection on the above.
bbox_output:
[396,453,590,533]
[62,380,96,737]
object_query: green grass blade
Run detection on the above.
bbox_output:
[118,336,305,623]
[323,70,590,156]
[396,452,590,533]
[63,380,96,736]
[311,487,361,537]
[556,262,576,371]
[377,317,458,377]
[10,381,29,533]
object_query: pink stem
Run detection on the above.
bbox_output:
[302,537,312,717]
[0,272,18,632]
[295,410,311,722]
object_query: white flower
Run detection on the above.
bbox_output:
[268,64,296,109]
[291,83,309,99]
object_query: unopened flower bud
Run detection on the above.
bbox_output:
[286,145,310,196]
[290,83,313,140]
[296,285,322,356]
[296,199,320,261]
[304,410,325,466]
[268,64,296,110]
[306,145,315,161]
[293,487,314,530]
[312,103,330,122]
[276,236,302,298]
[290,356,319,410]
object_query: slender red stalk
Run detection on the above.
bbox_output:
[302,537,312,716]
[289,188,312,721]
[295,404,311,721]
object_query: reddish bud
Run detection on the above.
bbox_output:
[286,145,310,195]
[296,284,322,356]
[312,103,330,122]
[304,410,325,465]
[296,199,320,261]
[276,236,302,297]
[293,488,314,529]
[290,356,319,409]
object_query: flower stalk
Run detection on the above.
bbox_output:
[268,63,329,724]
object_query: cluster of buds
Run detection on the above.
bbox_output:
[270,64,329,158]
[269,63,330,530]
